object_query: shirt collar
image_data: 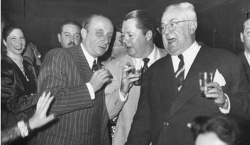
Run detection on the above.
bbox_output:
[132,44,158,68]
[81,43,97,68]
[172,41,201,75]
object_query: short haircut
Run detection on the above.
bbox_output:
[123,9,157,38]
[190,115,240,145]
[163,2,197,22]
[58,20,81,33]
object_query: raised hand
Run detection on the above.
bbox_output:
[29,92,55,130]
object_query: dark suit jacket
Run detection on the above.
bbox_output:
[126,43,250,145]
[239,52,250,84]
[1,55,37,130]
[32,45,110,145]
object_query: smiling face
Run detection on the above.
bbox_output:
[82,16,114,58]
[58,24,81,48]
[3,28,26,55]
[122,18,150,58]
[240,19,250,53]
[161,8,195,56]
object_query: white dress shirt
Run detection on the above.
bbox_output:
[81,43,97,100]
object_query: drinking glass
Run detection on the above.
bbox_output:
[199,72,214,94]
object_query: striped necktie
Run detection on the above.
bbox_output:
[175,54,185,90]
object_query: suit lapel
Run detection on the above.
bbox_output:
[72,45,93,82]
[159,55,178,102]
[168,45,217,119]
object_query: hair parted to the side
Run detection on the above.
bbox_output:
[123,9,157,39]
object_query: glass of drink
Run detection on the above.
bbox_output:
[130,66,142,86]
[199,72,214,95]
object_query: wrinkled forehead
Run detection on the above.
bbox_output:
[244,19,250,30]
[161,8,186,23]
[89,16,114,33]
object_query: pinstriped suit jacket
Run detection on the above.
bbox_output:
[31,45,110,145]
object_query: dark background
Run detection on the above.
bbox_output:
[2,0,250,57]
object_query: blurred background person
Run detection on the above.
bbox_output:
[109,24,126,60]
[239,18,250,84]
[1,92,55,145]
[57,20,81,48]
[1,25,39,145]
[190,115,241,145]
[22,42,42,74]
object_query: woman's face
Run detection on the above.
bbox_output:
[4,28,26,55]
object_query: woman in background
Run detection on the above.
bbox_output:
[1,25,39,144]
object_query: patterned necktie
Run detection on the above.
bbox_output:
[92,59,99,72]
[142,58,150,73]
[175,54,185,90]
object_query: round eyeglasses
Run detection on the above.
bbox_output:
[157,20,192,34]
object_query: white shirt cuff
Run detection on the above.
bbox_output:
[219,93,230,114]
[86,83,95,100]
[119,89,128,102]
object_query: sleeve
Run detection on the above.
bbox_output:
[105,61,126,119]
[1,67,38,114]
[125,70,152,145]
[37,49,93,116]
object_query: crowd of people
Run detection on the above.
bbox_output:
[1,1,250,145]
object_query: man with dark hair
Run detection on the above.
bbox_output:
[32,14,114,145]
[105,9,167,145]
[57,20,81,48]
[239,18,250,84]
[126,2,250,145]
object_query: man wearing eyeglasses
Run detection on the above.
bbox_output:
[104,9,167,145]
[57,20,81,48]
[32,14,113,145]
[126,2,250,145]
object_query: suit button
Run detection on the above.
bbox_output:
[164,122,169,126]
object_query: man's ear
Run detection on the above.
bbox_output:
[189,21,197,34]
[145,30,153,41]
[3,39,7,46]
[240,32,244,43]
[57,33,61,43]
[81,28,87,39]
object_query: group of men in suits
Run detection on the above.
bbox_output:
[29,2,250,145]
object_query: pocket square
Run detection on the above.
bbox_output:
[213,69,226,86]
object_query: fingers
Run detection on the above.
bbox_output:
[40,96,54,115]
[204,82,225,106]
[44,114,56,123]
[36,92,46,110]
